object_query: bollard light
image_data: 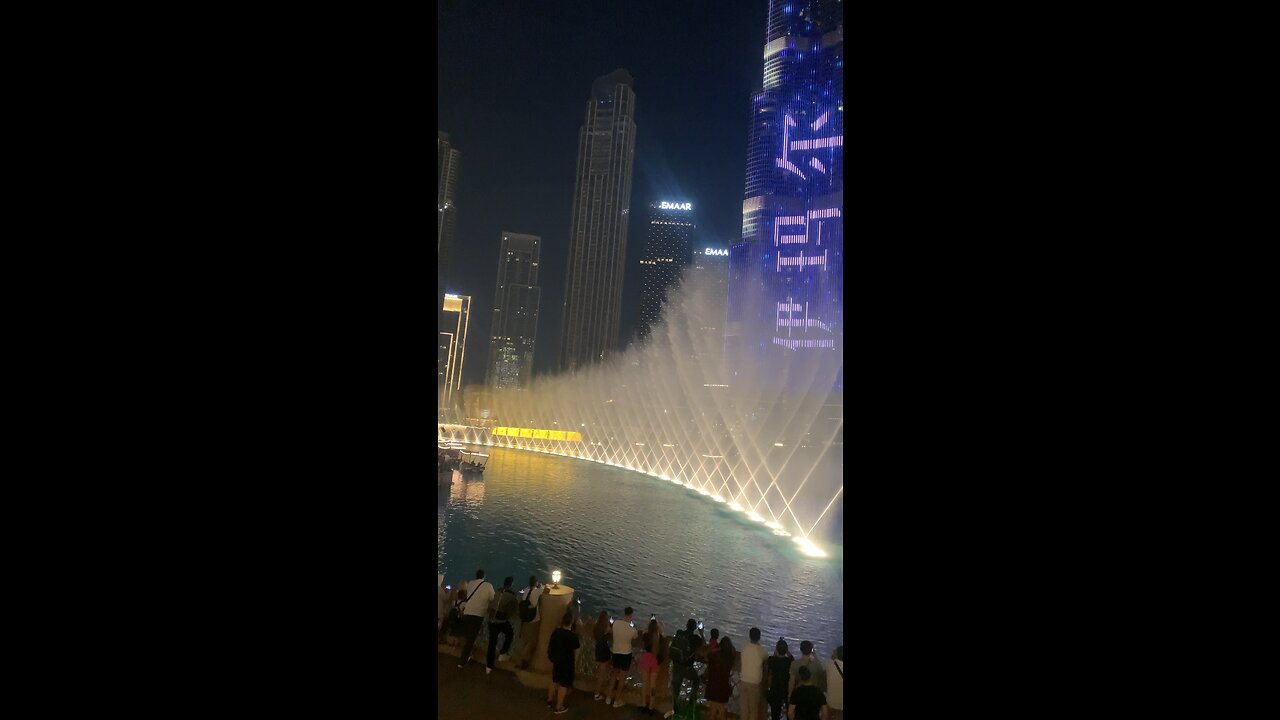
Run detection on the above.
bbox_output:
[551,569,561,587]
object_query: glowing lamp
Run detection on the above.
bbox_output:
[551,569,562,587]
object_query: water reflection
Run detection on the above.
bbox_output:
[438,448,842,652]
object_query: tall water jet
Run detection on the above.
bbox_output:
[442,266,843,555]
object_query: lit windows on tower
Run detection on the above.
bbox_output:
[637,200,695,342]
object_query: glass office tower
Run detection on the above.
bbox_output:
[559,69,638,373]
[487,232,542,390]
[637,200,695,342]
[729,0,843,391]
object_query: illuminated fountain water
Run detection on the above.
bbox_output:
[441,268,843,556]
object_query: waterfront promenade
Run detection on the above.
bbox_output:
[438,639,712,720]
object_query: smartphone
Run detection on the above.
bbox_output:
[445,584,452,591]
[521,587,529,594]
[609,617,615,625]
[629,620,635,628]
[697,621,704,630]
[650,614,656,621]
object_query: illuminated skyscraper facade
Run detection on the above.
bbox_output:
[637,201,695,341]
[559,69,637,373]
[439,293,471,411]
[438,131,461,313]
[437,131,463,407]
[729,0,843,389]
[487,232,541,390]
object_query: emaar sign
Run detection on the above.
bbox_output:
[659,201,692,211]
[704,248,728,256]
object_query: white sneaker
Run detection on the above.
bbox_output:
[613,700,626,708]
[664,712,674,719]
[595,694,604,701]
[499,654,510,662]
[485,668,492,675]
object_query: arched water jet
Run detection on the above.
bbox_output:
[442,267,843,556]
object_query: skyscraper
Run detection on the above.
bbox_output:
[559,69,638,373]
[729,0,843,389]
[437,131,463,407]
[637,200,696,342]
[439,293,471,412]
[487,232,542,390]
[688,244,731,378]
[438,131,461,312]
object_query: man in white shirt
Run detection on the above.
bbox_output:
[740,627,769,720]
[605,607,639,708]
[516,575,545,669]
[827,646,843,720]
[457,569,495,668]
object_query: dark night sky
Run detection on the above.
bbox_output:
[438,1,766,385]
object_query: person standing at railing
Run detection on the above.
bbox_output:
[546,610,581,714]
[485,576,519,674]
[704,635,735,720]
[592,611,614,702]
[739,628,769,720]
[788,665,828,720]
[826,646,843,720]
[605,607,639,708]
[515,576,544,670]
[664,619,707,719]
[788,641,825,696]
[437,574,449,638]
[456,569,494,668]
[638,618,665,715]
[765,639,794,720]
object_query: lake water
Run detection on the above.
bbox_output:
[438,447,843,652]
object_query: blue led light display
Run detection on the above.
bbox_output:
[729,0,843,391]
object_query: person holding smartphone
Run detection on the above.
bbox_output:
[638,618,665,714]
[664,619,706,719]
[515,575,545,670]
[605,606,638,708]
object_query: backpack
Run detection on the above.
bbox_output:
[493,589,516,622]
[670,632,693,667]
[518,589,537,622]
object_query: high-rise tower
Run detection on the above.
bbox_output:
[437,132,463,409]
[637,200,695,342]
[439,293,471,412]
[559,69,637,373]
[487,232,542,390]
[437,132,461,313]
[729,0,843,390]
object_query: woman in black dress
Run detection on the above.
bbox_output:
[705,636,735,720]
[765,640,794,720]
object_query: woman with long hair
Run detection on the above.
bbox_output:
[765,639,794,720]
[705,636,735,720]
[592,610,614,701]
[638,618,664,714]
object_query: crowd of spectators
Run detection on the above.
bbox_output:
[439,569,843,719]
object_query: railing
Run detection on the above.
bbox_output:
[468,619,745,712]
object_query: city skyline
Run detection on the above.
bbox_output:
[437,2,763,385]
